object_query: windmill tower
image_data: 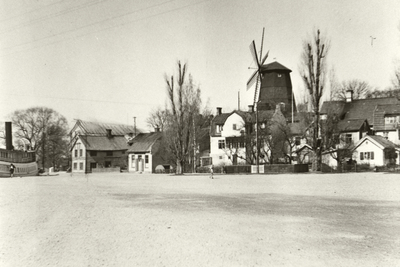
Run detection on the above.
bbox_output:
[257,61,296,115]
[247,31,296,116]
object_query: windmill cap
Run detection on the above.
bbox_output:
[260,61,292,73]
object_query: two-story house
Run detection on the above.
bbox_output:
[69,120,140,173]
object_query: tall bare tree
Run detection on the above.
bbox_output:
[300,29,330,171]
[10,107,68,168]
[332,79,373,101]
[165,61,202,174]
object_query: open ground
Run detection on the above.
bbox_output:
[1,172,400,266]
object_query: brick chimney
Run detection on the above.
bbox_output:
[106,129,112,138]
[248,105,254,113]
[216,107,222,115]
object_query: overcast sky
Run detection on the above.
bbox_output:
[1,0,399,131]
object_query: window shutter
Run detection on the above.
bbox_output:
[371,152,374,160]
[360,152,364,160]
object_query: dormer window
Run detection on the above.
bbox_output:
[277,74,282,78]
[233,124,237,130]
[216,124,223,134]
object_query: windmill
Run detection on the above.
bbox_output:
[247,27,269,107]
[246,27,269,172]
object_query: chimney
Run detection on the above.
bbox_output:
[5,122,12,150]
[106,129,112,138]
[345,90,353,102]
[216,107,222,115]
[155,127,160,132]
[248,105,254,113]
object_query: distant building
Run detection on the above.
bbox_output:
[127,131,171,173]
[69,120,140,173]
[320,93,400,168]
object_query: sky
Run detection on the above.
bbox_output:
[0,0,399,132]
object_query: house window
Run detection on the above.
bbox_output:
[345,134,352,144]
[90,151,97,157]
[90,163,97,169]
[79,149,83,157]
[295,137,301,146]
[74,149,78,157]
[218,140,225,149]
[106,151,113,156]
[105,161,111,168]
[216,125,223,134]
[79,162,83,170]
[360,152,374,160]
[219,155,223,159]
[233,124,237,130]
[385,116,397,124]
[73,162,77,170]
[145,155,149,168]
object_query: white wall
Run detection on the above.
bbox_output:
[221,113,245,137]
[128,153,152,173]
[353,140,384,167]
[72,139,86,173]
[375,130,400,145]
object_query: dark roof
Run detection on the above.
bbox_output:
[79,136,129,151]
[127,132,163,153]
[373,104,400,131]
[365,135,397,149]
[337,119,367,132]
[72,119,140,136]
[212,113,230,124]
[321,97,400,126]
[260,61,291,73]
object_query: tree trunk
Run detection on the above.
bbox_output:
[176,159,183,175]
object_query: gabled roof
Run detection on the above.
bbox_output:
[127,132,163,153]
[337,119,367,132]
[78,136,129,151]
[353,135,399,151]
[321,98,400,126]
[373,104,400,131]
[260,61,292,73]
[70,119,140,136]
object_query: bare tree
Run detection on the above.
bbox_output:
[300,29,330,171]
[146,106,169,132]
[10,107,69,168]
[392,62,400,89]
[165,61,202,174]
[332,79,373,101]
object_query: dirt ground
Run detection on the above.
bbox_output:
[1,172,399,267]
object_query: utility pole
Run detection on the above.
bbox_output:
[133,117,136,137]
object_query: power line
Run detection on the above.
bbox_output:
[0,0,65,23]
[2,92,155,106]
[0,0,109,36]
[1,0,212,58]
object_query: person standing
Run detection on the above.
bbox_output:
[9,163,15,178]
[209,164,214,179]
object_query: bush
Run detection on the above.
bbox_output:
[356,163,371,172]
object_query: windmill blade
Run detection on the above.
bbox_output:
[261,50,269,65]
[249,40,260,68]
[246,70,258,91]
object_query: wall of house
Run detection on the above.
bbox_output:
[221,113,245,137]
[128,153,153,173]
[86,150,127,172]
[353,141,384,167]
[210,136,230,166]
[72,140,86,173]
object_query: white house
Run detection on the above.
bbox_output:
[352,135,400,167]
[127,131,169,173]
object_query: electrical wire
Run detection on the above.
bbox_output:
[0,0,212,58]
[0,0,110,35]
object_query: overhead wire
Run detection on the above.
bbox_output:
[0,0,212,58]
[0,0,110,35]
[0,0,65,23]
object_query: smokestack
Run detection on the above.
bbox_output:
[216,107,222,115]
[5,122,12,150]
[106,129,112,138]
[248,105,254,113]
